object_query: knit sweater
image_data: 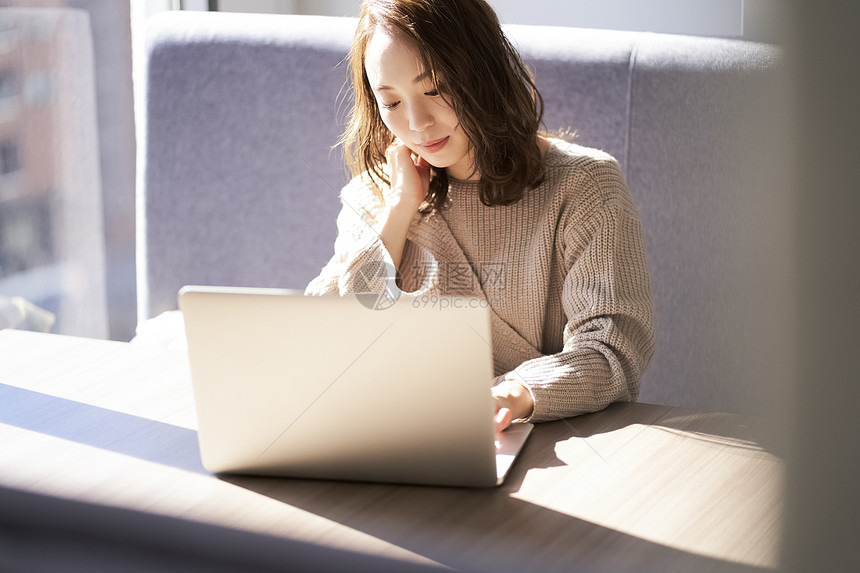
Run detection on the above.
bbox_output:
[305,138,655,422]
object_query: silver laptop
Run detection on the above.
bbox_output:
[178,285,532,487]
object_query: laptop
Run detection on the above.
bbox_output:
[178,285,533,487]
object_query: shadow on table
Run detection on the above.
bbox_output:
[224,472,772,573]
[0,484,445,573]
[0,382,207,475]
[1,383,780,572]
[549,401,785,459]
[221,402,780,573]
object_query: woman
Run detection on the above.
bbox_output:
[306,0,655,432]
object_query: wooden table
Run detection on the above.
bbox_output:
[0,329,783,572]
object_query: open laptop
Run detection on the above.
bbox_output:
[178,285,533,487]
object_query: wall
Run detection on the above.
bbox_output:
[490,0,742,36]
[210,0,781,42]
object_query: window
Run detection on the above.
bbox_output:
[0,138,19,175]
[0,195,53,278]
[0,68,17,99]
[0,9,112,339]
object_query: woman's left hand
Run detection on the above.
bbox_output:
[492,379,534,433]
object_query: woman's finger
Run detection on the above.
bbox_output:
[495,407,513,433]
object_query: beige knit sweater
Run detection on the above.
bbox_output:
[305,138,655,422]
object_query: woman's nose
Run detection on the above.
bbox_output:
[408,104,434,132]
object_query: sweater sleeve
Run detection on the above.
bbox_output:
[500,166,655,422]
[304,177,400,298]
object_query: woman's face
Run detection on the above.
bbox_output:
[364,29,477,181]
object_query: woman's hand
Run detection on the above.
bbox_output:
[379,141,431,269]
[492,379,534,433]
[385,140,431,213]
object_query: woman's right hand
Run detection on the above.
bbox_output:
[378,141,431,271]
[385,140,431,214]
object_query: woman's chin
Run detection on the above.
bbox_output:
[416,154,442,169]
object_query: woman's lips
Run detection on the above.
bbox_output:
[418,137,449,154]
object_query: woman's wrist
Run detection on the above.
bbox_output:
[387,184,424,214]
[378,200,418,269]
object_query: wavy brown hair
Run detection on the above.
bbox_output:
[339,0,545,211]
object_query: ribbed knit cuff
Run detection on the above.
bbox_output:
[338,235,401,300]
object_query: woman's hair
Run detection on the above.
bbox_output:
[340,0,545,211]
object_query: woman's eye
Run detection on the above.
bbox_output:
[425,90,439,97]
[382,101,400,110]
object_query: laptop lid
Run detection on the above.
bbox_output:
[179,286,531,487]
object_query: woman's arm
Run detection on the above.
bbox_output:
[305,142,429,296]
[378,142,429,270]
[495,165,655,425]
